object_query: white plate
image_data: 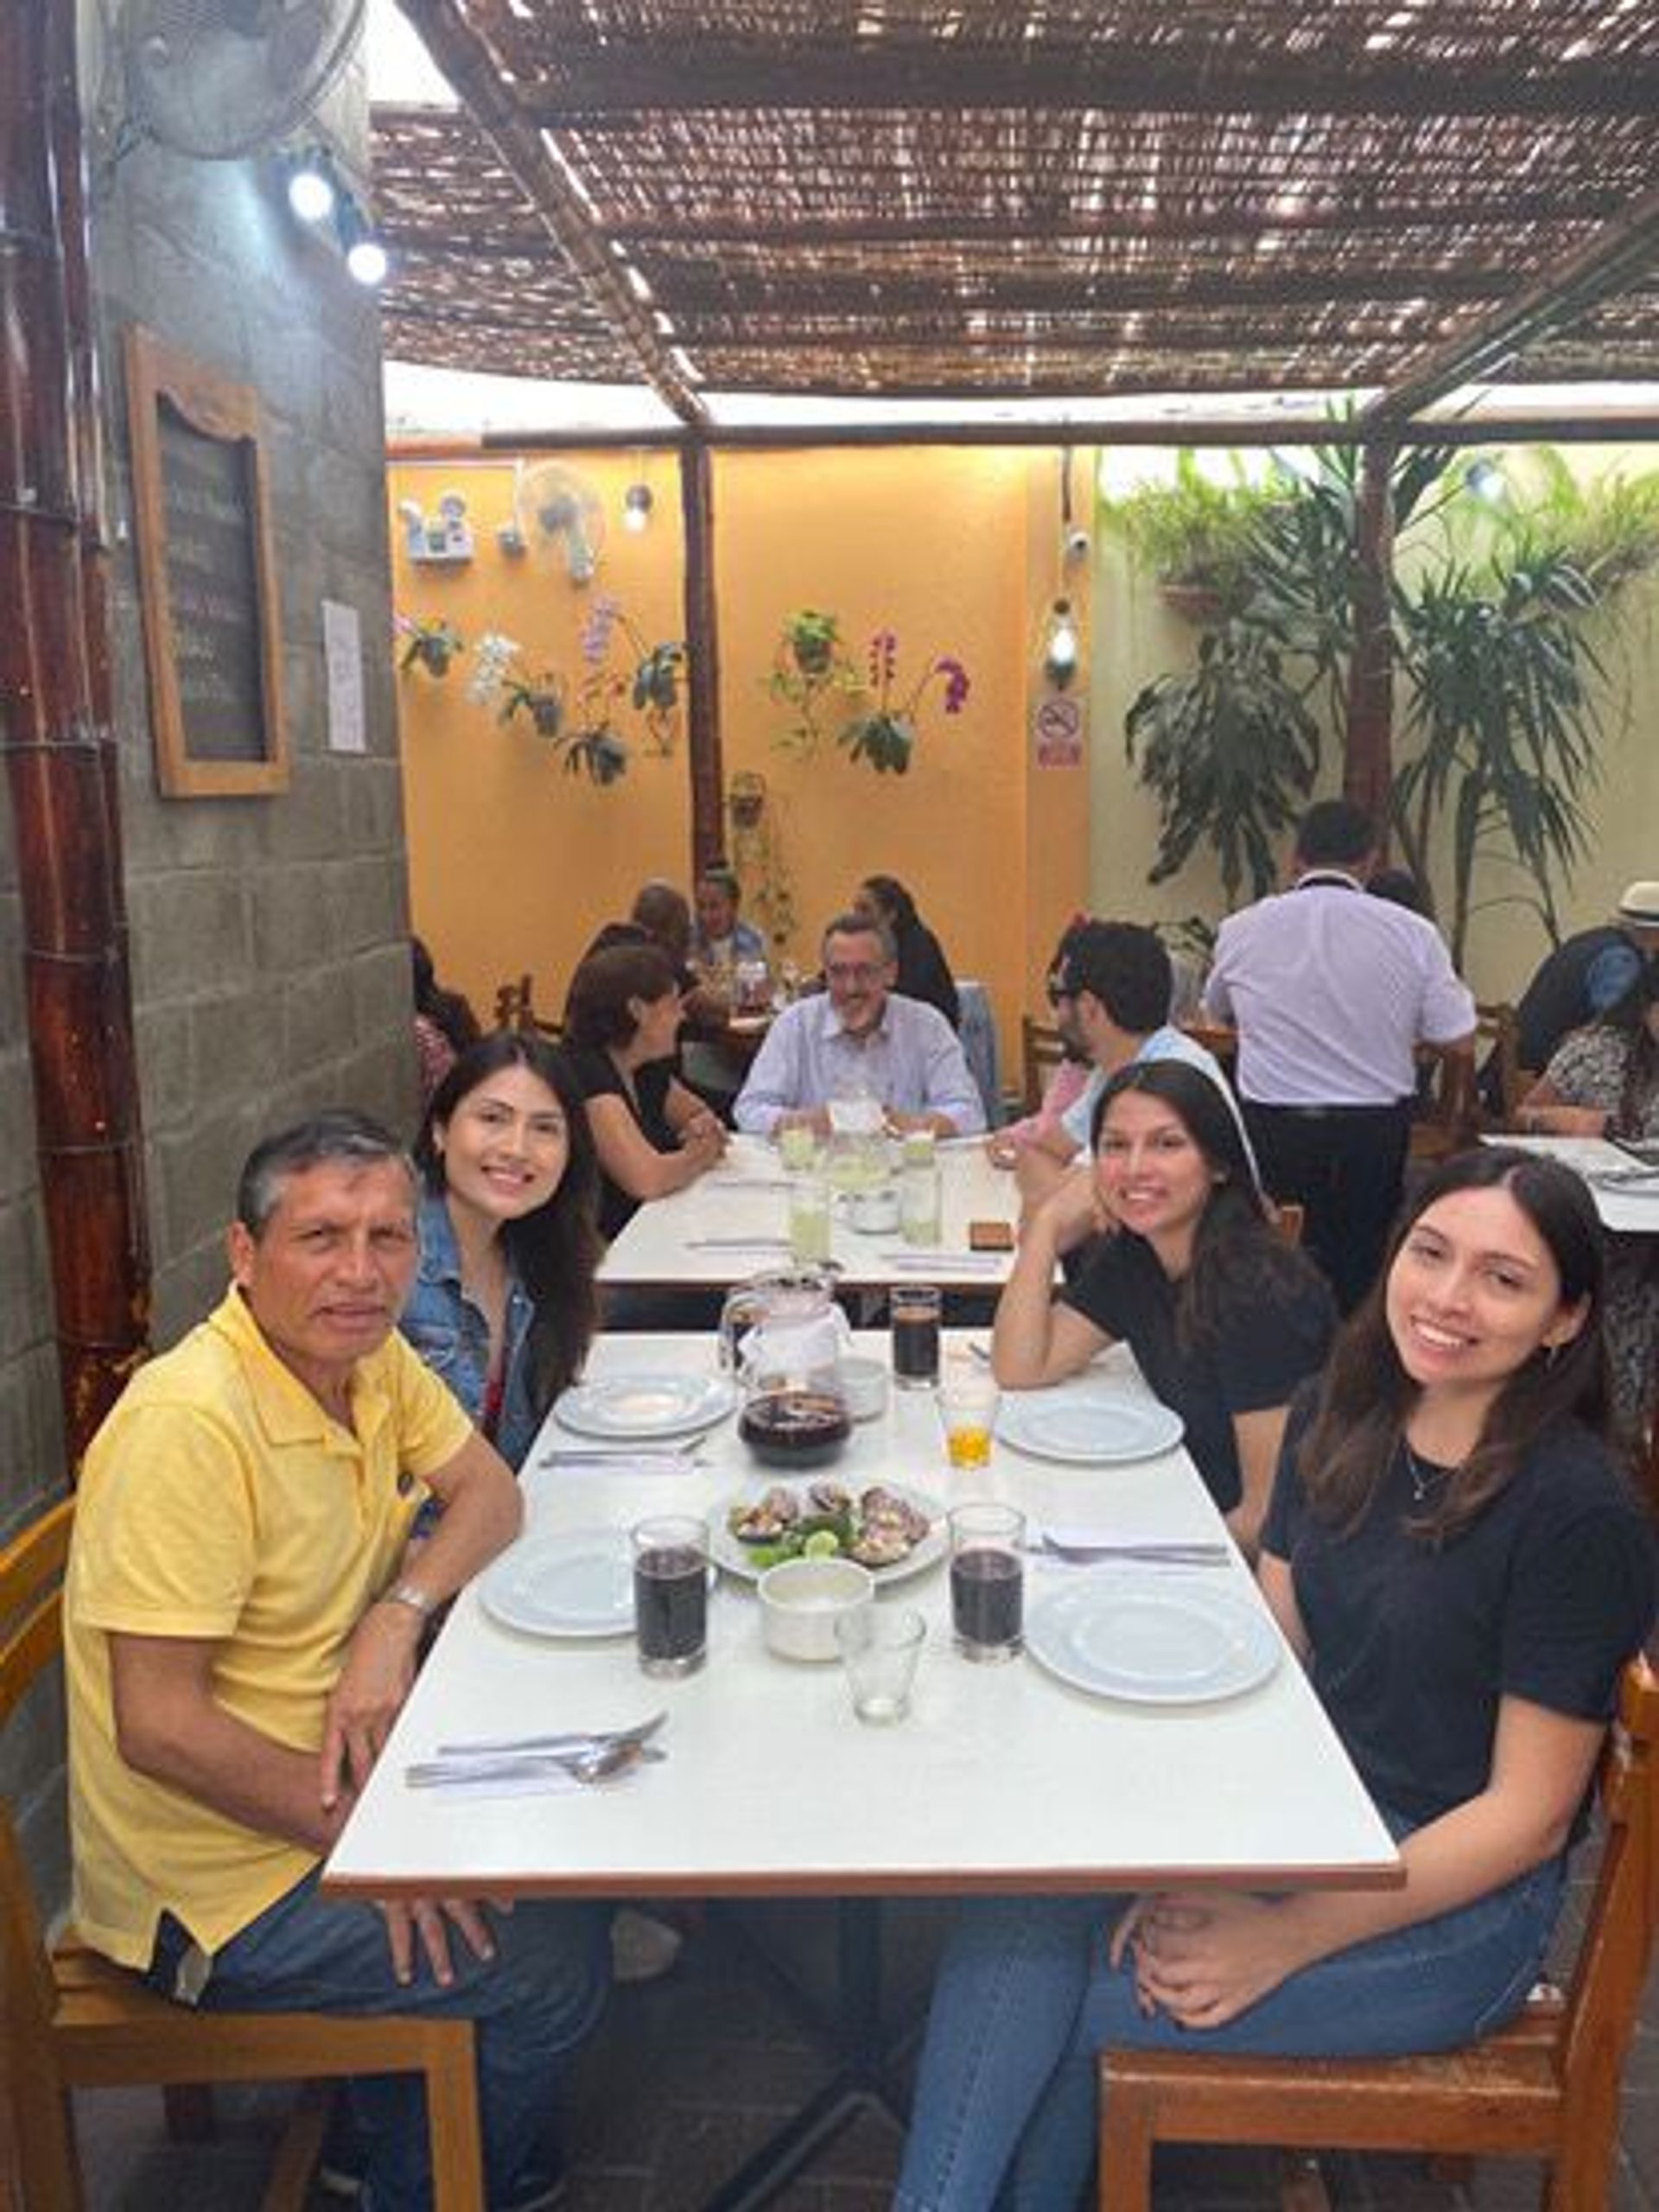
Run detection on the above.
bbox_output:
[1027,1574,1280,1705]
[553,1371,738,1442]
[478,1526,634,1639]
[998,1390,1184,1465]
[711,1483,948,1587]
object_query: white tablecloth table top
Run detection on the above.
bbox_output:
[596,1135,1021,1291]
[1483,1133,1659,1235]
[326,1333,1397,1904]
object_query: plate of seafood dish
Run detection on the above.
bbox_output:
[711,1480,945,1586]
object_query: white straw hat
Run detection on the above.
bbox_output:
[1615,881,1659,928]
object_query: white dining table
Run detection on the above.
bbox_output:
[596,1134,1023,1294]
[325,1332,1397,1904]
[1484,1133,1659,1234]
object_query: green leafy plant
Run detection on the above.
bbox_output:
[582,594,684,757]
[1125,620,1321,905]
[397,614,464,677]
[765,607,861,755]
[838,629,970,777]
[1099,451,1299,620]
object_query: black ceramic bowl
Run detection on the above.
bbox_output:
[738,1389,852,1471]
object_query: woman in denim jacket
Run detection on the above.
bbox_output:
[402,1030,601,1471]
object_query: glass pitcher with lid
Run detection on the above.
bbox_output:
[719,1267,851,1468]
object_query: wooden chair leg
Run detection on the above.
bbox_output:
[260,2080,332,2212]
[1096,2077,1156,2209]
[162,2082,216,2141]
[423,2031,487,2212]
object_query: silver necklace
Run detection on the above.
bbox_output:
[1402,1438,1454,1505]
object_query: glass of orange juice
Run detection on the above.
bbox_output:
[938,1360,999,1471]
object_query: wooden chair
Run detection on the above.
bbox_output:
[2,1497,486,2211]
[1179,1020,1238,1067]
[1408,1039,1479,1160]
[1476,999,1529,1125]
[1020,1016,1066,1115]
[1097,1652,1659,2212]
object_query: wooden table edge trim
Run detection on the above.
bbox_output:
[321,1856,1403,1903]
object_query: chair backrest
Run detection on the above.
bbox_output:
[1020,1017,1065,1115]
[493,973,534,1031]
[1475,1000,1528,1122]
[1556,1654,1659,2101]
[0,1498,75,2108]
[1179,1020,1237,1065]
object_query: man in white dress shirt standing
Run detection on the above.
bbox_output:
[1204,799,1476,1312]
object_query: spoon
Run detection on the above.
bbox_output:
[405,1738,665,1789]
[435,1710,667,1759]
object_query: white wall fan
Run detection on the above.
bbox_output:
[513,461,607,587]
[118,0,367,161]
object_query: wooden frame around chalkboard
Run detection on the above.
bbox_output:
[124,325,289,798]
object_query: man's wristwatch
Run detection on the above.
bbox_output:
[381,1580,438,1622]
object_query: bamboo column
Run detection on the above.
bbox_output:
[1342,438,1398,844]
[679,437,725,869]
[1,5,151,1469]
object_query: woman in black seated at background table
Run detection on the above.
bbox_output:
[902,1147,1653,2210]
[1000,1052,1336,1557]
[992,1058,1336,1559]
[561,940,727,1241]
[855,874,960,1029]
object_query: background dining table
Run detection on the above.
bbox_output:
[1484,1131,1659,1233]
[595,1134,1024,1294]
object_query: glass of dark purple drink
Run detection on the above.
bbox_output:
[631,1514,710,1677]
[948,1502,1026,1663]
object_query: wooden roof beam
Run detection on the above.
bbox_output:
[389,0,708,424]
[1364,178,1659,427]
[511,48,1659,118]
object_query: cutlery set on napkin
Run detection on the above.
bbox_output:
[406,1713,668,1796]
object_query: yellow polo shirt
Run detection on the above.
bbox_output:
[66,1288,473,1968]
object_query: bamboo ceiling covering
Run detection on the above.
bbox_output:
[371,0,1659,418]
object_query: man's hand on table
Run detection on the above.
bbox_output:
[321,1597,425,1808]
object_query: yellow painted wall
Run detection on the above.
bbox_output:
[392,450,690,1027]
[394,445,1092,1069]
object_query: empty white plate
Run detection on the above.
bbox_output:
[478,1527,634,1638]
[1026,1574,1280,1705]
[553,1371,738,1442]
[998,1390,1184,1465]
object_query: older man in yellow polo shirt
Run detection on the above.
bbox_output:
[64,1110,607,2212]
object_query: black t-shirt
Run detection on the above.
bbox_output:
[561,1046,676,1241]
[1262,1394,1656,1827]
[1058,1232,1336,1511]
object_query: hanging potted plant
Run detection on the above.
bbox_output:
[467,632,569,739]
[838,629,970,776]
[582,594,685,757]
[765,607,860,755]
[397,613,464,677]
[1099,452,1296,623]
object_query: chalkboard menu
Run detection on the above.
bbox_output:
[124,326,289,798]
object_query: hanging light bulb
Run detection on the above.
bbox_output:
[1464,457,1506,504]
[1042,598,1081,691]
[622,482,654,532]
[337,193,389,288]
[286,149,336,225]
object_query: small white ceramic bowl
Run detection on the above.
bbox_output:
[837,1354,890,1422]
[759,1556,875,1662]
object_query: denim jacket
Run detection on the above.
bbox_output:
[399,1192,540,1471]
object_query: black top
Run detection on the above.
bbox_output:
[1512,925,1629,1074]
[894,919,960,1032]
[1263,1395,1655,1828]
[560,1046,676,1241]
[1059,1232,1336,1512]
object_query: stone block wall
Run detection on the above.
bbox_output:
[0,26,414,1923]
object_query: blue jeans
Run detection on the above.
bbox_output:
[147,1872,608,2212]
[893,1840,1565,2212]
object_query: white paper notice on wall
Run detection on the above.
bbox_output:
[322,600,365,753]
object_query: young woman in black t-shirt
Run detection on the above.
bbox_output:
[898,1147,1653,2211]
[992,1057,1335,1555]
[561,942,727,1240]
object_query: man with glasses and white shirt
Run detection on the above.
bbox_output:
[733,912,985,1138]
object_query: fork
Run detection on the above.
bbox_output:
[1030,1537,1230,1567]
[406,1740,666,1789]
[434,1710,667,1759]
